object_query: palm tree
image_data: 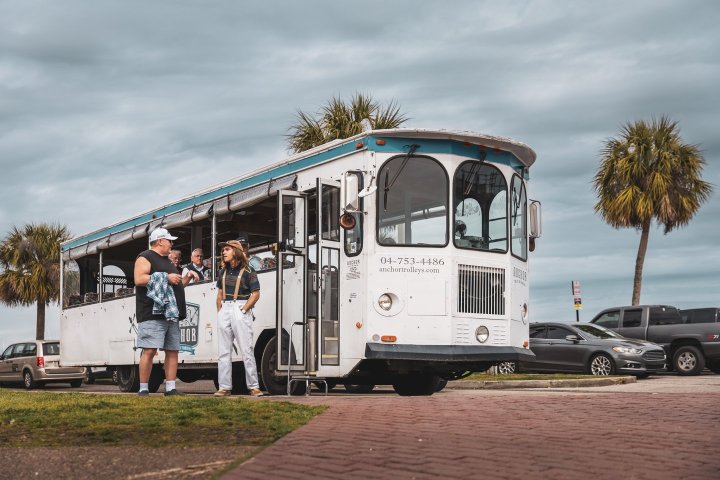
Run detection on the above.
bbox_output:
[287,92,408,153]
[593,116,713,305]
[0,223,71,339]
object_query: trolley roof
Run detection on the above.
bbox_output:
[62,129,536,253]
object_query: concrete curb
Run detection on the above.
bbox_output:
[447,376,637,389]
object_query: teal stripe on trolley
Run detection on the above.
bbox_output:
[63,135,525,250]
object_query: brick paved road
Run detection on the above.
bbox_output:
[225,389,719,480]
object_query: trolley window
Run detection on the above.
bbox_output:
[453,162,507,252]
[377,155,448,246]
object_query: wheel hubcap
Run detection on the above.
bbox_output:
[498,362,515,374]
[677,352,696,371]
[591,356,611,375]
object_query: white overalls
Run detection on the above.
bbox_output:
[217,268,259,391]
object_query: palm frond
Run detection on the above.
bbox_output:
[287,93,408,153]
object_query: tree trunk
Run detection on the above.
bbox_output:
[632,220,651,305]
[36,301,46,340]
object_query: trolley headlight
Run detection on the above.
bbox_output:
[378,294,393,311]
[475,326,489,343]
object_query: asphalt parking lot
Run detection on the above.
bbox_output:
[2,374,719,480]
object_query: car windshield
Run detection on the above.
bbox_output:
[575,324,622,339]
[43,343,60,356]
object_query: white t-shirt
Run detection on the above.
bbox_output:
[182,263,209,284]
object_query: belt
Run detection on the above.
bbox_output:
[223,299,248,303]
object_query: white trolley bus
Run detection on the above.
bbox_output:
[60,129,541,395]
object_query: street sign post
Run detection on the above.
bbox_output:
[571,280,582,322]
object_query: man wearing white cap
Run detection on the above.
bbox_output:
[133,227,187,396]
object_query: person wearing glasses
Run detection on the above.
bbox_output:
[182,248,210,284]
[133,227,188,396]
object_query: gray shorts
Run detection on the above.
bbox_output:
[137,319,181,351]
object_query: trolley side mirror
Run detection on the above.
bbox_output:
[342,173,359,212]
[529,200,542,252]
[529,200,542,239]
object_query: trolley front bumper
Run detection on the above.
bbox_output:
[365,343,535,363]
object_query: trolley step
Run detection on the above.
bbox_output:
[287,375,329,396]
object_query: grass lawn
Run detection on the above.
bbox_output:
[464,373,625,381]
[0,391,325,448]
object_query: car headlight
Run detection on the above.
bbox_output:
[475,326,489,343]
[378,294,392,311]
[612,346,642,354]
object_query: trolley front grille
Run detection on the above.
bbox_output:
[457,265,505,315]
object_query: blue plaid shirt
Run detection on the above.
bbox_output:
[146,272,179,322]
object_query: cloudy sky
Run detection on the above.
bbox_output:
[1,0,718,349]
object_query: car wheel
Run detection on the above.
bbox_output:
[260,336,305,395]
[70,379,83,388]
[673,346,705,376]
[589,353,615,376]
[84,368,95,385]
[23,370,37,390]
[497,361,517,374]
[343,384,375,394]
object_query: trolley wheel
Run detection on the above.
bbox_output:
[260,336,305,395]
[435,378,448,392]
[70,379,83,388]
[116,365,140,392]
[392,374,440,396]
[343,384,375,394]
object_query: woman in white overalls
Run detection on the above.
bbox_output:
[214,239,263,396]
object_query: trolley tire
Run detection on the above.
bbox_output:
[673,345,705,376]
[392,374,440,396]
[70,379,83,388]
[83,368,95,385]
[343,384,375,394]
[260,336,305,395]
[116,365,140,392]
[435,378,448,392]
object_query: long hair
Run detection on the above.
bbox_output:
[221,245,247,270]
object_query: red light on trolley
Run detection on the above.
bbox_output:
[381,335,397,343]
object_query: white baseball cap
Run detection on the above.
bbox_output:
[149,227,178,243]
